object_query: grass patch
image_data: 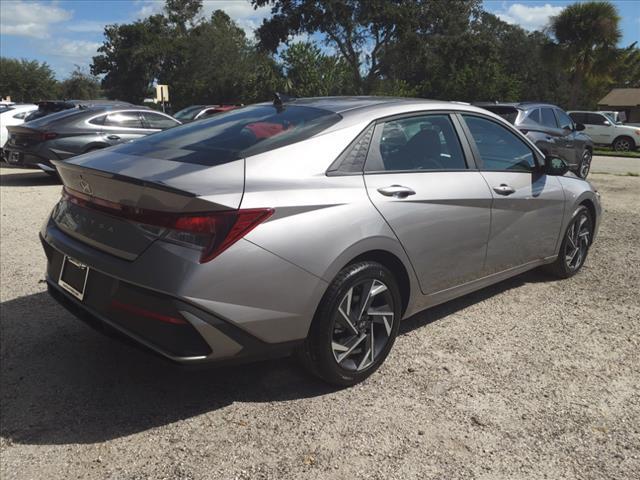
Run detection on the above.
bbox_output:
[594,147,640,158]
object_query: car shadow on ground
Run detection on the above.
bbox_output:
[0,168,60,187]
[0,269,552,446]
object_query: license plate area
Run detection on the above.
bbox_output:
[59,256,89,301]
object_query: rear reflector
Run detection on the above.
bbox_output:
[109,299,187,325]
[62,187,273,262]
[42,132,57,141]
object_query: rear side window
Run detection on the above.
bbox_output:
[104,112,143,128]
[586,113,608,125]
[569,112,587,124]
[141,112,179,129]
[555,109,573,130]
[462,115,535,172]
[526,109,541,124]
[366,114,467,172]
[114,105,341,166]
[540,108,558,128]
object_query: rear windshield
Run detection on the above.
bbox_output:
[113,104,342,166]
[481,106,520,124]
[24,108,84,127]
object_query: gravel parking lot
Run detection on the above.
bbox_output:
[1,166,638,480]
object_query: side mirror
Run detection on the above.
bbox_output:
[603,120,611,126]
[575,123,586,131]
[545,156,570,176]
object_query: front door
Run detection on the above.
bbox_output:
[364,113,493,295]
[460,114,565,274]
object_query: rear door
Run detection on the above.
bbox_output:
[460,113,565,274]
[101,111,151,145]
[364,112,492,295]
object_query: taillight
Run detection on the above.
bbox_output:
[41,132,57,141]
[62,188,273,262]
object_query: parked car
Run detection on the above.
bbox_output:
[476,102,594,178]
[1,103,38,154]
[4,106,180,173]
[23,100,134,122]
[568,110,640,152]
[41,97,601,386]
[173,104,241,123]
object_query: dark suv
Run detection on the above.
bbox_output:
[4,106,180,173]
[476,102,594,178]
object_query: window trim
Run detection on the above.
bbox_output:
[87,109,153,131]
[326,122,375,176]
[363,111,476,175]
[457,112,544,173]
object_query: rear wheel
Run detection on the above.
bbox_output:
[613,136,634,152]
[578,149,592,178]
[545,206,593,278]
[296,261,401,386]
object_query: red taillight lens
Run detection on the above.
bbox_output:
[42,132,57,141]
[62,188,273,262]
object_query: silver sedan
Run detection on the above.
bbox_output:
[41,97,601,386]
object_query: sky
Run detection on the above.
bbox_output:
[1,0,639,80]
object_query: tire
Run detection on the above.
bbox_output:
[612,136,634,152]
[577,149,592,179]
[296,261,402,386]
[545,205,593,279]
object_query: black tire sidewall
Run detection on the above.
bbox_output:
[306,262,402,386]
[556,206,592,277]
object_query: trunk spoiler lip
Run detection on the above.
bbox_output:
[51,159,199,199]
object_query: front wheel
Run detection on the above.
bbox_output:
[578,149,592,178]
[296,261,401,386]
[545,206,593,278]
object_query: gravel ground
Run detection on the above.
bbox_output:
[1,166,638,480]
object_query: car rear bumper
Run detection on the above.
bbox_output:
[3,147,53,169]
[42,236,304,364]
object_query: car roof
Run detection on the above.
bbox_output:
[474,101,561,110]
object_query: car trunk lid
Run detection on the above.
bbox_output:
[52,151,245,261]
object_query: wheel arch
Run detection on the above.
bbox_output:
[344,249,412,316]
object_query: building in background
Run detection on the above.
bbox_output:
[598,88,640,123]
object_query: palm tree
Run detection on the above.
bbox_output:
[550,1,621,108]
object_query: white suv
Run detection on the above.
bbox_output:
[568,111,640,152]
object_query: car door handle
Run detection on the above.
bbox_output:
[377,185,416,198]
[493,184,516,196]
[107,135,121,140]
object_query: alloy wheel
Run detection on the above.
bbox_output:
[579,150,592,178]
[564,213,591,271]
[331,279,395,372]
[614,138,631,152]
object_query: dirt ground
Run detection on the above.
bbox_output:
[1,166,638,480]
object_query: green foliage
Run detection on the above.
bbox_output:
[91,15,173,103]
[59,67,102,100]
[550,1,622,108]
[81,0,633,110]
[280,42,352,96]
[0,57,59,102]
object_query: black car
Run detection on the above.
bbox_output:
[23,99,134,122]
[476,102,594,178]
[4,106,180,173]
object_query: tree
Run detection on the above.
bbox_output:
[280,42,352,96]
[0,57,59,102]
[59,67,102,99]
[550,1,621,109]
[252,0,417,93]
[91,14,172,103]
